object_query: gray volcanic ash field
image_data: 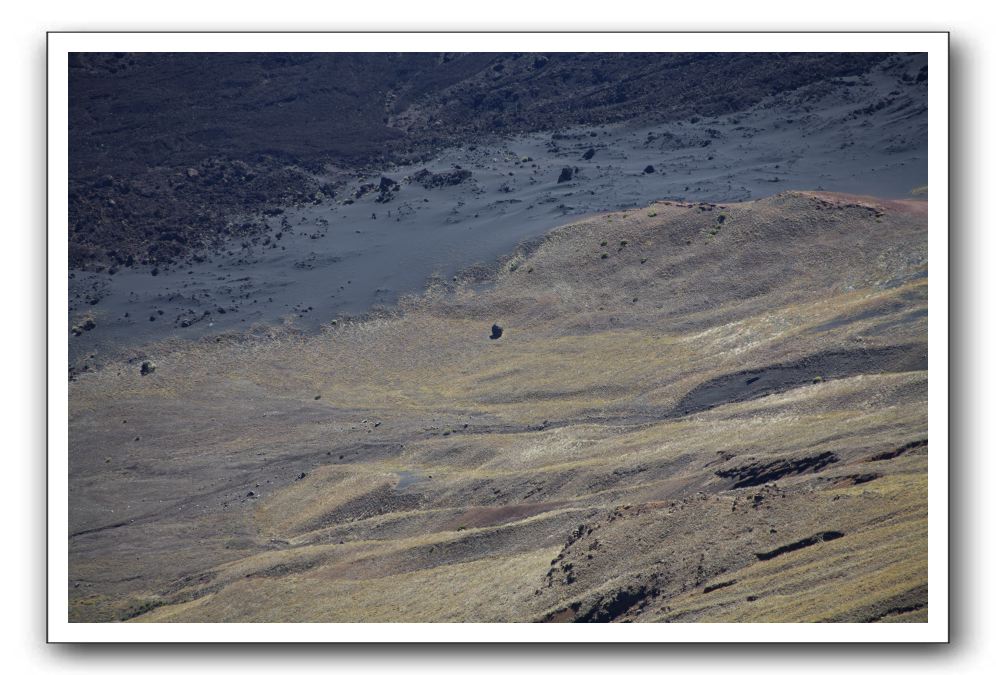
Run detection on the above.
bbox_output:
[68,53,926,366]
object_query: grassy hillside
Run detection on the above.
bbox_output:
[68,191,928,622]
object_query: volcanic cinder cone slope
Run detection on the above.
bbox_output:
[68,191,928,623]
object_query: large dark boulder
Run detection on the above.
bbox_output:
[375,176,400,203]
[557,167,574,184]
[490,324,504,340]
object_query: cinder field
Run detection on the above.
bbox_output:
[68,191,928,622]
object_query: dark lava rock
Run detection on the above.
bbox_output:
[582,148,596,160]
[139,360,156,376]
[71,317,97,336]
[557,167,574,184]
[353,182,377,199]
[376,176,400,203]
[410,168,473,189]
[490,323,504,340]
[643,164,656,174]
[716,452,839,489]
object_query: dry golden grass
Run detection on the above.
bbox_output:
[68,192,928,622]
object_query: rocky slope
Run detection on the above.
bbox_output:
[67,52,927,364]
[68,52,895,269]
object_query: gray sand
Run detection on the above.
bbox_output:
[69,54,926,362]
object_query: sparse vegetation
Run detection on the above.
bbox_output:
[121,598,166,620]
[70,193,927,624]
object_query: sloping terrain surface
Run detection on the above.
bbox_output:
[68,191,928,622]
[68,52,894,268]
[68,53,927,363]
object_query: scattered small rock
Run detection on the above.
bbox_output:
[71,317,96,336]
[139,361,156,376]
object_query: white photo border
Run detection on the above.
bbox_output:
[47,31,949,643]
